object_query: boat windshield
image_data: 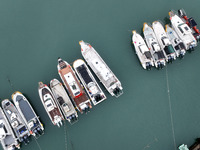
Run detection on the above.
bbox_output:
[152,43,160,51]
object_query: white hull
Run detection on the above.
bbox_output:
[57,58,92,113]
[73,59,106,105]
[50,79,78,124]
[0,107,19,150]
[132,30,154,70]
[177,9,200,42]
[80,40,123,97]
[152,21,176,62]
[38,82,63,127]
[12,91,44,137]
[169,11,197,50]
[165,24,186,57]
[2,99,30,144]
[143,23,166,68]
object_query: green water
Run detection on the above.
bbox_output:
[0,0,200,150]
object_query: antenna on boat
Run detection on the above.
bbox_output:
[6,76,15,92]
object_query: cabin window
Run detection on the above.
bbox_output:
[178,27,184,34]
[75,91,80,96]
[162,39,165,45]
[47,103,52,107]
[184,26,189,31]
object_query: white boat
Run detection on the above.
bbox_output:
[57,58,92,113]
[165,24,186,58]
[50,79,78,124]
[73,59,107,105]
[152,21,176,63]
[0,106,20,150]
[38,82,64,127]
[132,30,154,69]
[143,23,166,69]
[12,91,44,138]
[2,99,30,144]
[169,10,197,50]
[79,40,123,97]
[178,9,200,42]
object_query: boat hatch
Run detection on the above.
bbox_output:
[18,126,26,134]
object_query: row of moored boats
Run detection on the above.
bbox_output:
[37,41,123,127]
[132,9,200,70]
[0,41,123,150]
[0,92,44,150]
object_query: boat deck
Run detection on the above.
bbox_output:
[59,65,89,106]
[83,50,118,88]
[42,88,63,123]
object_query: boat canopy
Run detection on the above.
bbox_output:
[16,95,35,122]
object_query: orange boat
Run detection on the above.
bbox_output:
[57,58,92,113]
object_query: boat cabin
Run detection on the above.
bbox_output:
[161,37,170,46]
[44,94,55,112]
[178,23,192,35]
[64,72,81,98]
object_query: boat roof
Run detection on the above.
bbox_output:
[16,95,35,122]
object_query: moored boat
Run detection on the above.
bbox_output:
[165,24,186,58]
[57,58,92,113]
[12,91,44,138]
[73,59,107,105]
[50,79,78,124]
[38,82,64,127]
[178,9,200,42]
[0,106,20,150]
[143,23,166,69]
[79,40,123,97]
[152,21,176,63]
[169,10,197,51]
[2,99,30,144]
[132,30,154,70]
